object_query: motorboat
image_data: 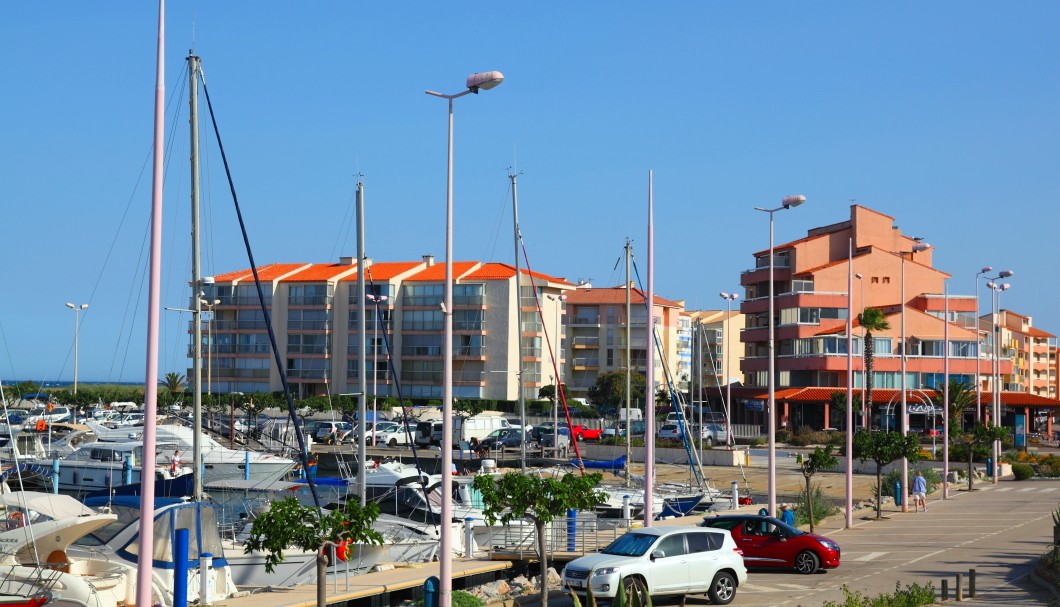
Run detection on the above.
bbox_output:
[73,496,239,606]
[28,440,191,494]
[84,421,296,485]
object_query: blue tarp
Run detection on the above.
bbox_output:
[575,455,627,470]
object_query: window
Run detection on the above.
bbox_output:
[403,309,443,331]
[402,334,443,357]
[686,532,722,553]
[287,309,330,331]
[454,284,485,305]
[402,284,444,307]
[655,535,686,558]
[288,284,332,306]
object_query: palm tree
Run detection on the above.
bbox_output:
[932,379,976,434]
[160,372,186,395]
[858,308,890,428]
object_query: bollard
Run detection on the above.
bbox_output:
[567,509,577,552]
[986,457,993,478]
[894,481,902,507]
[464,518,475,558]
[124,453,134,485]
[969,568,975,598]
[731,481,739,510]
[200,553,214,606]
[941,579,948,601]
[51,459,60,494]
[174,529,189,607]
[424,576,440,607]
[955,572,963,601]
[245,450,251,480]
[622,496,632,527]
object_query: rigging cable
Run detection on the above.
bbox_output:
[198,72,321,513]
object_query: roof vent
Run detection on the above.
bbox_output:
[422,255,435,266]
[339,256,355,266]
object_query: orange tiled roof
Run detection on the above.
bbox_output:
[214,263,309,283]
[565,286,683,308]
[339,261,426,282]
[285,263,359,282]
[403,262,479,282]
[463,262,574,285]
[753,232,828,257]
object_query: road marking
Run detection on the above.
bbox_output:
[853,551,887,561]
[1017,487,1037,492]
[994,487,1013,492]
[1040,488,1057,493]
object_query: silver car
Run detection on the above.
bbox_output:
[562,526,747,605]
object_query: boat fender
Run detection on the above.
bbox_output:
[35,420,47,432]
[373,459,379,469]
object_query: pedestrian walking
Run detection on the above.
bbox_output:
[780,503,796,526]
[912,470,928,512]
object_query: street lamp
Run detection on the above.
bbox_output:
[200,299,221,397]
[986,276,1013,484]
[974,267,998,422]
[754,194,805,516]
[366,294,389,431]
[855,273,866,429]
[425,70,503,607]
[546,294,567,449]
[898,241,931,512]
[719,292,739,445]
[65,303,89,395]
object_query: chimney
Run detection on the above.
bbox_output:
[339,256,355,266]
[362,257,372,269]
[422,255,435,266]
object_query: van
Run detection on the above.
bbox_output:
[415,421,445,447]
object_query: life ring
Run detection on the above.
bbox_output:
[372,459,380,469]
[35,419,47,432]
[9,511,24,526]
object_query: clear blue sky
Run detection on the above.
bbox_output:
[2,3,1058,385]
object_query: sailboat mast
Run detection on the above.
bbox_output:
[188,51,204,503]
[138,2,165,606]
[356,179,368,505]
[644,170,655,527]
[624,239,632,488]
[510,172,526,473]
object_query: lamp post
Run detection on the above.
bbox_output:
[899,241,931,512]
[719,292,739,445]
[366,294,389,429]
[200,299,220,397]
[754,194,805,517]
[65,303,89,395]
[547,294,567,445]
[986,277,1013,484]
[974,267,995,422]
[425,70,503,607]
[855,273,866,429]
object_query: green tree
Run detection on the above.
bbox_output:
[857,308,890,426]
[795,446,838,533]
[828,391,862,431]
[243,497,383,607]
[587,370,645,412]
[160,372,186,395]
[473,472,607,607]
[852,429,922,519]
[538,383,568,403]
[952,423,1008,492]
[931,379,976,435]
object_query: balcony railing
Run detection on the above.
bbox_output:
[287,321,330,331]
[215,368,270,379]
[286,369,328,380]
[402,371,443,383]
[287,345,328,355]
[572,336,600,347]
[570,316,601,326]
[288,296,331,306]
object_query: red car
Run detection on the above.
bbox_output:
[699,515,841,574]
[572,424,603,441]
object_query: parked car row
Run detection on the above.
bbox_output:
[561,514,842,605]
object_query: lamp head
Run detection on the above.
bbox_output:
[911,242,932,252]
[1000,283,1011,291]
[855,273,863,279]
[65,303,75,309]
[718,292,728,299]
[782,195,806,209]
[986,281,997,289]
[466,71,504,93]
[998,270,1014,278]
[80,304,89,310]
[980,266,993,274]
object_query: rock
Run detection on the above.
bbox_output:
[473,580,511,600]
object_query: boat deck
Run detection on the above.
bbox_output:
[213,558,512,607]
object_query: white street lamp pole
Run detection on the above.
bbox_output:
[899,241,931,513]
[719,292,739,445]
[425,70,503,607]
[201,299,220,397]
[754,194,805,517]
[367,294,389,432]
[974,267,993,423]
[547,294,566,445]
[65,303,89,395]
[986,277,1012,484]
[855,273,865,429]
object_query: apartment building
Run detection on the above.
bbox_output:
[734,204,1060,431]
[197,256,572,400]
[562,284,688,402]
[687,308,744,402]
[984,310,1058,398]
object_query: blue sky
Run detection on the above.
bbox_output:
[2,3,1058,385]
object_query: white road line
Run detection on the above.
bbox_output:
[852,551,887,561]
[1040,487,1057,492]
[1017,487,1037,492]
[994,487,1013,492]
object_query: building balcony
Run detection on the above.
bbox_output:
[572,336,600,348]
[569,316,601,327]
[740,265,792,286]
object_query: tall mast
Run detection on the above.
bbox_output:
[510,172,526,473]
[624,239,632,488]
[356,179,367,505]
[644,169,655,527]
[188,51,204,503]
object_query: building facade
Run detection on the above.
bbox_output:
[196,256,571,401]
[687,308,744,404]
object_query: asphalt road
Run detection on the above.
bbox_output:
[703,478,1060,606]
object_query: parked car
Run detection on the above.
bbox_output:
[657,423,683,440]
[561,526,747,605]
[314,421,353,444]
[698,514,841,574]
[478,428,525,450]
[603,419,647,439]
[370,421,414,447]
[541,426,571,449]
[531,421,567,442]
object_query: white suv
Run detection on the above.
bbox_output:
[562,526,746,605]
